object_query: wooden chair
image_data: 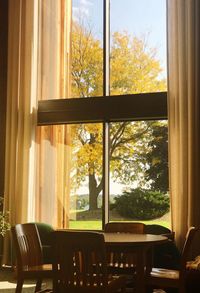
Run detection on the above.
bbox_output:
[11,223,52,293]
[52,230,126,292]
[145,224,180,269]
[146,227,200,293]
[105,222,145,234]
[105,222,145,274]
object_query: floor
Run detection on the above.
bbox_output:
[0,267,166,293]
[0,267,52,293]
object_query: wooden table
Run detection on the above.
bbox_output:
[104,233,168,293]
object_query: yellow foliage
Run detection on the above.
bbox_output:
[70,24,167,188]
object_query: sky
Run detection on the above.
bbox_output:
[72,0,167,76]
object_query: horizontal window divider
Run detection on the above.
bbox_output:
[37,92,167,125]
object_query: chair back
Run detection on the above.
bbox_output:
[11,223,43,270]
[105,222,145,270]
[184,227,200,292]
[145,224,175,240]
[52,231,108,292]
[180,227,200,273]
[145,224,180,269]
[34,222,54,246]
[33,222,54,263]
[105,222,145,234]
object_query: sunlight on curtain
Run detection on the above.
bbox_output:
[168,0,200,248]
[35,0,72,228]
[4,1,72,265]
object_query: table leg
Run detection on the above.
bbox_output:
[146,246,153,276]
[135,247,146,293]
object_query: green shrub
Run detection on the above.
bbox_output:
[113,188,170,220]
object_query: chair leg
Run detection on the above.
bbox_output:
[15,278,24,293]
[35,279,43,292]
[121,284,126,293]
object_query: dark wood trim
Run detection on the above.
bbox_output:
[37,92,168,125]
[0,0,8,195]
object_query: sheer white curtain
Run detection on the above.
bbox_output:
[4,0,72,236]
[35,0,72,228]
[168,0,200,247]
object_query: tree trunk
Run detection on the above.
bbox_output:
[88,173,99,210]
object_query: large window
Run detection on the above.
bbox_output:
[37,0,168,229]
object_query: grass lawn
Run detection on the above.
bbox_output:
[69,219,170,230]
[69,208,171,230]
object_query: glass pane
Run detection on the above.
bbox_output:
[36,123,103,230]
[109,120,170,227]
[72,0,103,98]
[110,0,167,95]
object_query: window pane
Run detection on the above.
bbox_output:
[72,0,103,98]
[36,123,103,230]
[109,120,170,227]
[110,0,167,95]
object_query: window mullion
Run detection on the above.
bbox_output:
[103,0,110,97]
[103,0,110,228]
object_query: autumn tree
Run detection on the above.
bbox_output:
[71,22,103,98]
[110,32,165,95]
[71,24,167,210]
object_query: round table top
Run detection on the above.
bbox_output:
[103,232,168,246]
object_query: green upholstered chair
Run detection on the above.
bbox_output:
[33,222,54,264]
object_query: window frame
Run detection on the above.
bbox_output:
[37,92,167,125]
[37,0,168,229]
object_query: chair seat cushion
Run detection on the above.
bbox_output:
[150,268,179,280]
[21,264,52,276]
[148,268,180,289]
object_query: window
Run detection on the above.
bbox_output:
[37,0,168,229]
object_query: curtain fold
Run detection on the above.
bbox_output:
[35,0,72,228]
[5,0,37,226]
[168,0,200,248]
[5,0,72,228]
[3,0,38,265]
[4,0,72,244]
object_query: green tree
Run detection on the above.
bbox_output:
[71,25,167,210]
[143,121,169,193]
